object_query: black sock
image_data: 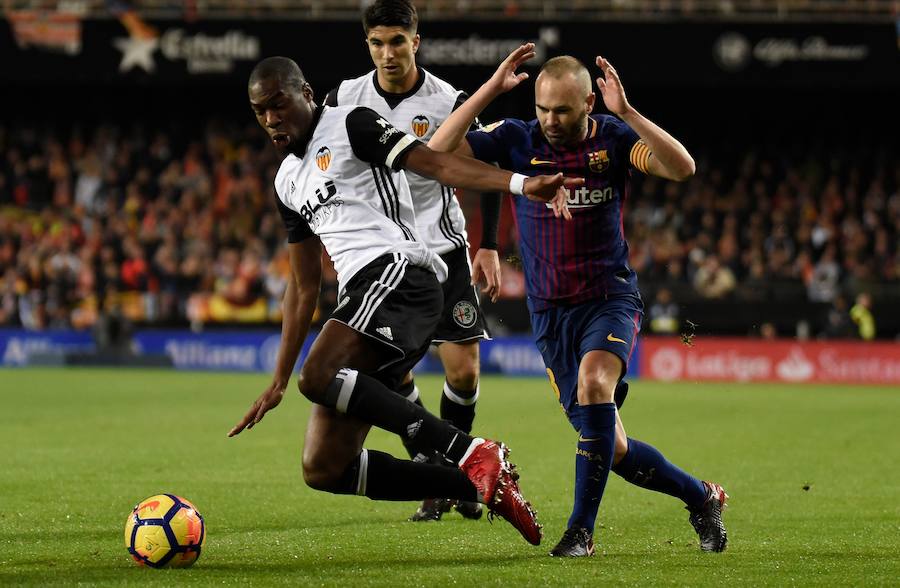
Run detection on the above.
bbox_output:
[323,368,475,463]
[397,380,434,461]
[440,380,478,434]
[340,449,479,501]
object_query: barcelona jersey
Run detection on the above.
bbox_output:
[466,115,649,311]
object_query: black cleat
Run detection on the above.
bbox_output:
[688,481,729,552]
[549,527,595,557]
[454,500,484,520]
[409,498,453,522]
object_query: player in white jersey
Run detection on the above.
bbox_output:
[324,0,501,522]
[228,55,580,547]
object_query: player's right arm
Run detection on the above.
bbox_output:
[427,43,535,156]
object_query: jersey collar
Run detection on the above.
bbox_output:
[371,66,426,110]
[295,105,325,158]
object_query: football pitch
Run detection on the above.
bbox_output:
[1,368,898,586]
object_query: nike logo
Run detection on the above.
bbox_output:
[607,333,627,344]
[578,436,603,442]
[530,157,555,165]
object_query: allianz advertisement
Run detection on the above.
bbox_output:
[0,329,578,377]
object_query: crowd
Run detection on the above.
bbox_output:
[0,119,896,337]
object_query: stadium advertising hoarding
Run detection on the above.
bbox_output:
[641,337,900,385]
[0,17,895,88]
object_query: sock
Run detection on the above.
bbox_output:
[612,438,707,508]
[323,368,474,464]
[567,402,617,533]
[397,380,433,461]
[335,449,479,501]
[440,380,478,434]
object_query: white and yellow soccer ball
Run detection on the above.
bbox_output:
[124,494,206,568]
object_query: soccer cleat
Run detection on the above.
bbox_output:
[409,498,453,522]
[459,439,542,545]
[614,380,629,409]
[459,439,505,505]
[454,500,484,520]
[688,481,729,552]
[549,527,595,557]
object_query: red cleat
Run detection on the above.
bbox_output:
[459,439,542,545]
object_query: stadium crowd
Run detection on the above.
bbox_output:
[0,120,896,336]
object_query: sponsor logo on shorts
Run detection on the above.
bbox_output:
[607,333,627,344]
[334,296,350,312]
[376,326,393,341]
[406,419,422,438]
[452,301,477,328]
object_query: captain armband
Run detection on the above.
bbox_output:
[629,140,652,174]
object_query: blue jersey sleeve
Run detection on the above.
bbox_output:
[465,119,525,170]
[601,116,645,173]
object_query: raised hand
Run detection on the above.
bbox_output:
[486,43,536,96]
[595,56,631,117]
[228,381,286,437]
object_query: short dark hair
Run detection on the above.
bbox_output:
[362,0,418,34]
[248,56,306,93]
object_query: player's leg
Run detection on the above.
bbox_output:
[302,403,477,501]
[610,396,728,552]
[298,258,540,543]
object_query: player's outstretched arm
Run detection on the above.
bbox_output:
[595,56,696,182]
[228,239,323,437]
[402,144,578,218]
[428,43,535,155]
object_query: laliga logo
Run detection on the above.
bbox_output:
[411,115,430,138]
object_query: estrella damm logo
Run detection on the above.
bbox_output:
[588,150,609,173]
[411,115,430,138]
[315,146,332,171]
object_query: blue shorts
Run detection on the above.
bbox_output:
[529,294,643,430]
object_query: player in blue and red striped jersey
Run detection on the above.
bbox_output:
[428,45,729,557]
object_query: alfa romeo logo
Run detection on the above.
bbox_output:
[452,301,477,328]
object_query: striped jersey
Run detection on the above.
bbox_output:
[325,68,470,255]
[466,115,650,310]
[273,105,447,293]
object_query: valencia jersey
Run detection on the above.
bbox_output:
[466,115,649,310]
[273,105,447,292]
[325,68,472,255]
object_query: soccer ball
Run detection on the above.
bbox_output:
[124,494,206,568]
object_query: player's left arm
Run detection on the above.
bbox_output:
[595,56,695,182]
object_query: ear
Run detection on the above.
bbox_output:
[412,33,420,53]
[302,82,315,104]
[585,92,596,113]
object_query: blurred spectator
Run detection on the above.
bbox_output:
[693,254,737,299]
[849,292,876,340]
[648,287,679,335]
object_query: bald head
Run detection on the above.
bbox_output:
[249,56,306,94]
[534,56,595,148]
[537,56,592,98]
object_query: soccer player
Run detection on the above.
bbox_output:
[427,50,729,556]
[324,0,502,522]
[228,55,578,546]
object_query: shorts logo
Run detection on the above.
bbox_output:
[480,119,505,133]
[376,326,394,341]
[334,296,350,312]
[607,333,627,344]
[315,146,332,171]
[411,115,430,138]
[588,150,609,173]
[406,419,422,438]
[452,301,477,328]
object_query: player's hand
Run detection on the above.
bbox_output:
[485,43,535,96]
[523,173,581,220]
[595,56,631,117]
[228,381,286,437]
[471,248,501,302]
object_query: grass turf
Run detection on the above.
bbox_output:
[1,368,898,586]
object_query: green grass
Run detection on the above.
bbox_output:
[1,368,899,586]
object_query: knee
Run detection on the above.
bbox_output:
[297,365,333,403]
[301,448,342,491]
[446,363,479,391]
[577,373,616,405]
